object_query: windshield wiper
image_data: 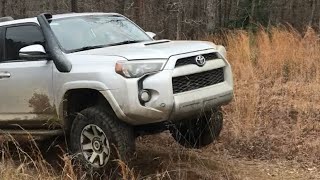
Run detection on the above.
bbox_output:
[107,40,143,47]
[70,40,143,53]
[71,45,106,53]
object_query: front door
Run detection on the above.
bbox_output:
[0,24,56,128]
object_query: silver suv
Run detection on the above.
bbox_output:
[0,13,233,171]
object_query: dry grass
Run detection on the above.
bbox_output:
[219,26,320,164]
[0,27,319,179]
[0,136,61,180]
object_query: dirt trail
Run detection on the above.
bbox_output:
[134,133,319,180]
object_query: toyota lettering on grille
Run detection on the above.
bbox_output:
[195,55,206,67]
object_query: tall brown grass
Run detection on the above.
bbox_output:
[219,26,320,164]
[0,135,137,179]
[0,135,60,179]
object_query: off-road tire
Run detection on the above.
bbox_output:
[170,109,223,148]
[69,106,135,177]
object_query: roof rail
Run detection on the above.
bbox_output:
[0,16,14,22]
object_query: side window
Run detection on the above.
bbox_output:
[5,25,44,61]
[0,28,3,62]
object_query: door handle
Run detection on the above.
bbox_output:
[0,71,11,79]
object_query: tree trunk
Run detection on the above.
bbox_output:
[133,0,144,27]
[117,0,126,14]
[1,0,6,16]
[206,0,217,32]
[53,0,58,12]
[218,0,222,27]
[71,0,78,12]
[176,0,183,39]
[20,0,26,18]
[309,0,316,26]
[250,0,256,24]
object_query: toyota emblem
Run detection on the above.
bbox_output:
[195,55,206,66]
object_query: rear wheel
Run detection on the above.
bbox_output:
[69,106,135,177]
[170,109,223,148]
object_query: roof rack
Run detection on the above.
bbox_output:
[0,16,14,22]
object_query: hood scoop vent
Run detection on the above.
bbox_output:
[144,40,171,46]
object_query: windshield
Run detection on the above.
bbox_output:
[49,15,151,52]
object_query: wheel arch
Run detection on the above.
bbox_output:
[59,88,115,132]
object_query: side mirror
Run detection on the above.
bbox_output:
[146,32,156,39]
[19,44,47,60]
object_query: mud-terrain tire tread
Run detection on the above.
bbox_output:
[69,106,135,175]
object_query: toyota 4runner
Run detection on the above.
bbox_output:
[0,13,233,171]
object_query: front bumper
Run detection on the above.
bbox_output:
[170,82,233,121]
[104,49,234,125]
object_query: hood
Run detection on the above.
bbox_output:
[71,40,217,60]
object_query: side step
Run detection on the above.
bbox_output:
[0,129,64,136]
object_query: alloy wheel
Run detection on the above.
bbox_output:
[80,124,110,168]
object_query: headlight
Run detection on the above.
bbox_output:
[115,60,165,78]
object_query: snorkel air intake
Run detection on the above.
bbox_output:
[37,13,72,73]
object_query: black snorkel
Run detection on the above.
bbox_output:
[37,13,72,73]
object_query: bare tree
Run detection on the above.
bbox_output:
[176,0,183,39]
[250,0,256,24]
[133,0,144,27]
[71,0,78,12]
[1,0,7,17]
[53,0,58,12]
[116,0,126,14]
[309,0,317,26]
[206,0,217,32]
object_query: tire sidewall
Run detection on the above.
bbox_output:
[69,107,122,176]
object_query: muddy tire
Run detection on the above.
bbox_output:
[69,106,135,177]
[170,109,223,149]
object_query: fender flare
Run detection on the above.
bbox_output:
[55,81,110,121]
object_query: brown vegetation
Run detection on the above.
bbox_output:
[221,26,320,165]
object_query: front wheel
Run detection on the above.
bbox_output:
[69,106,135,176]
[170,109,223,148]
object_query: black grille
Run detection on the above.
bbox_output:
[172,68,224,94]
[175,53,219,67]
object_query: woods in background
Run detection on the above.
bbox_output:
[0,0,319,39]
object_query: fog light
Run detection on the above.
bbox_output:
[139,90,151,102]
